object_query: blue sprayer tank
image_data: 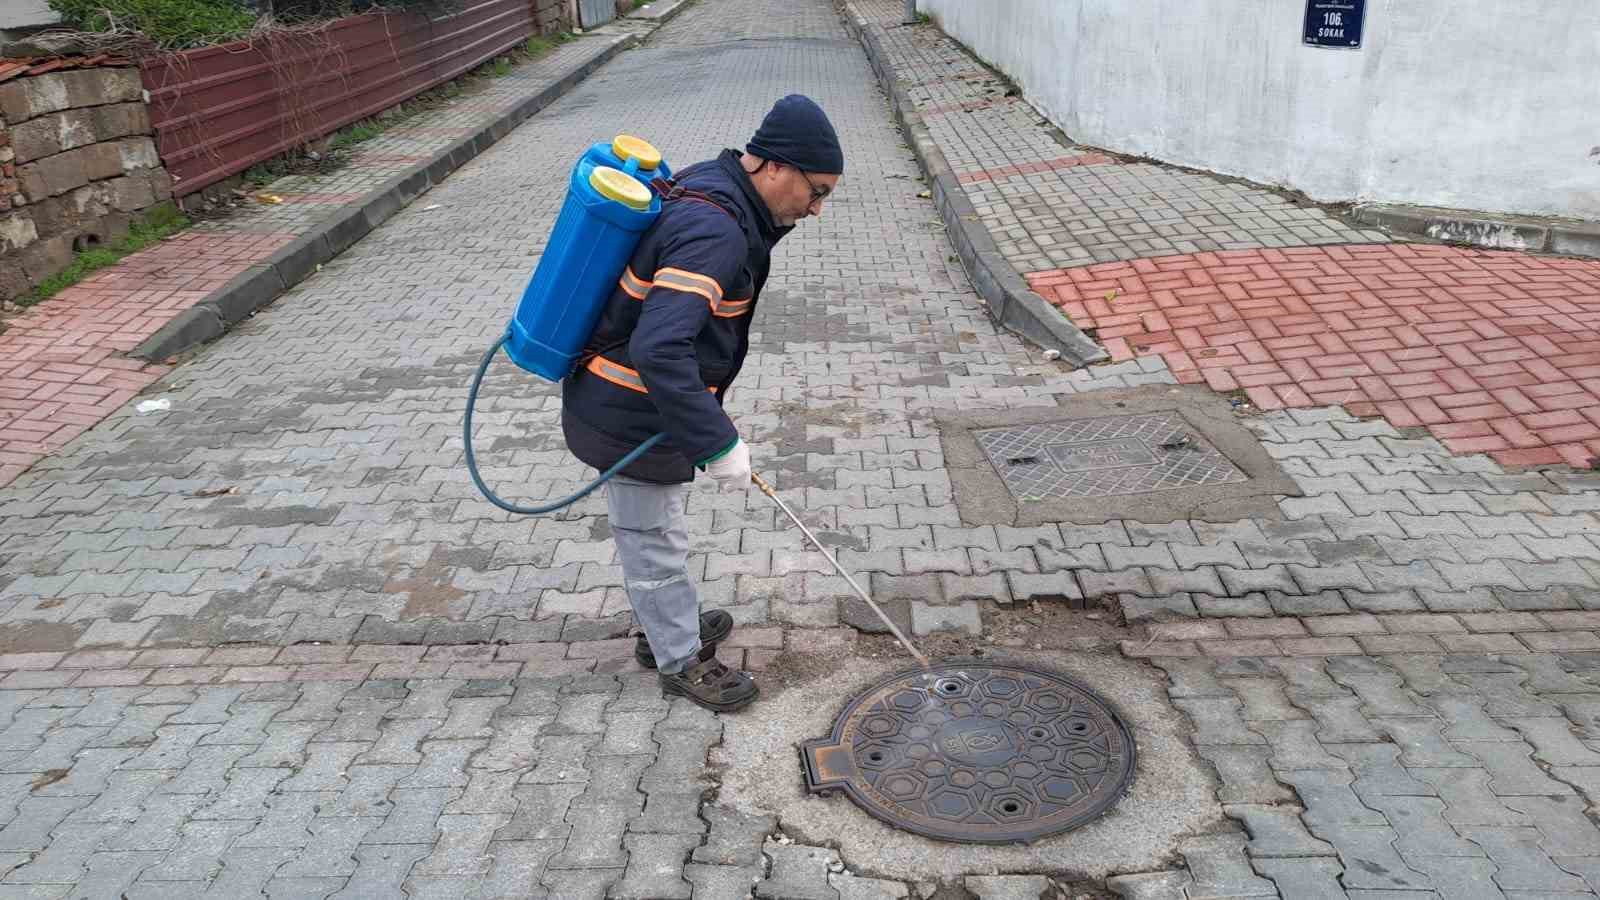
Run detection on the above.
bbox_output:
[503,135,674,381]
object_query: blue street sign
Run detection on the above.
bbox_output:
[1304,0,1365,49]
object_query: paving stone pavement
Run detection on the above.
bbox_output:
[1124,649,1600,900]
[0,0,1599,895]
[0,660,765,898]
[1030,246,1600,469]
[0,0,1157,656]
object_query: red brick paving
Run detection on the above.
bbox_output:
[0,636,791,683]
[0,230,296,487]
[957,153,1118,184]
[1027,243,1600,469]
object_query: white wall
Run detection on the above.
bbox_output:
[918,0,1600,220]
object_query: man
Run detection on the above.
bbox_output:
[561,95,844,712]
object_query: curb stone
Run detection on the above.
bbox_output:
[129,29,641,362]
[1354,203,1600,260]
[838,6,1109,369]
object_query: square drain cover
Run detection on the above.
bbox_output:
[974,412,1247,501]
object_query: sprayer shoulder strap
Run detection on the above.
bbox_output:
[573,179,740,375]
[650,177,736,220]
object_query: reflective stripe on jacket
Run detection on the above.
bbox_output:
[561,148,791,484]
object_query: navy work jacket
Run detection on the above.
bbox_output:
[561,149,791,483]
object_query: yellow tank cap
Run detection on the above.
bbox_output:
[589,165,652,210]
[611,134,662,171]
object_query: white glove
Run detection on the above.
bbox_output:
[704,439,752,492]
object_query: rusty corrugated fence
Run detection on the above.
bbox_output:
[141,0,555,196]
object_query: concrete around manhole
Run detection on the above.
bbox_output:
[714,648,1221,881]
[939,385,1300,526]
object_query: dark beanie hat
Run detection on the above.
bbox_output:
[745,94,844,175]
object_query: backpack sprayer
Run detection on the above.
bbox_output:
[462,135,673,516]
[462,135,927,667]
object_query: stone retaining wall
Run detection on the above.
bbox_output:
[0,61,173,306]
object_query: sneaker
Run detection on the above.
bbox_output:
[659,645,758,712]
[635,609,734,669]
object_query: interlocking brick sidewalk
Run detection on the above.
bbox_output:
[852,2,1600,472]
[0,32,630,489]
[1127,611,1600,660]
[0,637,784,899]
[0,629,784,689]
[0,231,293,488]
[1030,244,1600,468]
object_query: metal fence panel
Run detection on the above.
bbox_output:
[577,0,615,29]
[141,0,536,196]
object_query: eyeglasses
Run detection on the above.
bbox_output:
[793,165,832,205]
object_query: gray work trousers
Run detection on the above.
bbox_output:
[606,475,701,675]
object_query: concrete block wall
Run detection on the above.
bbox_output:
[0,63,173,306]
[919,0,1600,221]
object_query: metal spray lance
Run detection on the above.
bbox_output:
[750,472,931,669]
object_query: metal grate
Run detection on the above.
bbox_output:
[974,412,1246,501]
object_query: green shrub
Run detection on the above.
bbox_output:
[46,0,469,48]
[47,0,258,48]
[523,30,572,56]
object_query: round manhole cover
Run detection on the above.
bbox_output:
[801,663,1135,844]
